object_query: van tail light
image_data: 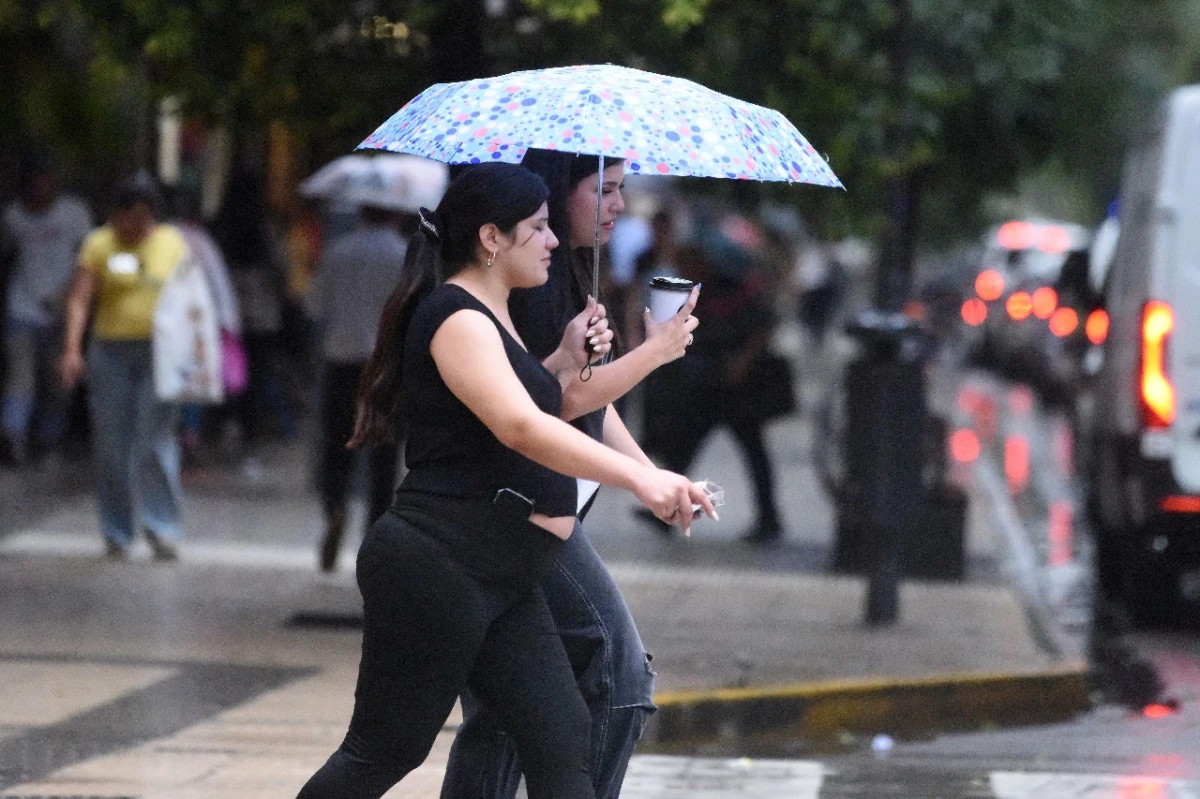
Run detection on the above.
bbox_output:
[1140,301,1175,428]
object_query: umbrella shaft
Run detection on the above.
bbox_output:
[592,154,604,300]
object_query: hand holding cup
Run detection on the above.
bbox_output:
[643,280,700,366]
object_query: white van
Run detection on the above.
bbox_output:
[1085,84,1200,625]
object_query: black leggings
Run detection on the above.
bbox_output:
[296,495,595,799]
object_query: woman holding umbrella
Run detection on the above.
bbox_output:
[357,62,841,799]
[295,163,714,799]
[441,150,700,799]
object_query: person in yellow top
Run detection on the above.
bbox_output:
[60,175,189,561]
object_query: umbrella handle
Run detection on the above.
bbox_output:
[579,348,613,383]
[581,153,606,382]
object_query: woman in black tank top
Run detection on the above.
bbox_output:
[442,151,705,799]
[295,163,715,799]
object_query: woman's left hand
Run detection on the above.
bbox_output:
[557,295,614,369]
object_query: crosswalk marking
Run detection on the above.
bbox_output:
[991,772,1200,799]
[619,758,1200,799]
[0,530,342,572]
[622,755,825,798]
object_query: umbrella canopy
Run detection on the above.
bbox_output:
[300,154,449,213]
[357,64,841,188]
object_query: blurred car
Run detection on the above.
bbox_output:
[961,219,1092,403]
[1081,84,1200,627]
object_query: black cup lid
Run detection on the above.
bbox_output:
[648,276,695,291]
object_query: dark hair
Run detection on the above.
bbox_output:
[519,149,624,339]
[113,173,163,215]
[349,161,549,447]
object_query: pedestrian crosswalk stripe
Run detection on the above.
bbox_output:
[991,771,1200,798]
[622,755,824,798]
[619,758,1200,799]
[0,530,349,573]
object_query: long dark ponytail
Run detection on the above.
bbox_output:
[349,162,549,447]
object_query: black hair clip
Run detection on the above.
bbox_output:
[417,207,441,242]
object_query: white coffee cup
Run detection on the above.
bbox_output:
[647,276,695,322]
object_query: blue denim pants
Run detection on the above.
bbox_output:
[2,321,67,448]
[87,339,182,547]
[440,524,656,799]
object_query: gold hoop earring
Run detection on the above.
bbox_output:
[486,250,496,269]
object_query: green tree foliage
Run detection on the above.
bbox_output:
[5,0,1197,250]
[500,0,1194,244]
[3,0,464,182]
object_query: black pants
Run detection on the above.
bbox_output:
[320,361,399,524]
[296,493,595,799]
[658,405,781,528]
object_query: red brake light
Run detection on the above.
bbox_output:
[975,270,1004,301]
[997,221,1034,250]
[961,298,987,326]
[1141,301,1175,428]
[1085,309,1109,345]
[1006,291,1033,320]
[1049,307,1078,338]
[1032,287,1058,320]
[1038,226,1071,254]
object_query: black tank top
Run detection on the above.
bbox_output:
[398,284,577,517]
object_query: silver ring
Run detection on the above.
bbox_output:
[686,333,694,346]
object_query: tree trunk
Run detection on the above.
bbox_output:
[428,0,489,82]
[873,0,918,311]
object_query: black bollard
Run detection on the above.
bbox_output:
[842,311,926,627]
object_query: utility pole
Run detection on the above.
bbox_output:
[835,0,926,629]
[874,0,917,312]
[428,0,490,82]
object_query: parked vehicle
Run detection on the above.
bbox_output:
[1083,84,1200,626]
[962,219,1091,402]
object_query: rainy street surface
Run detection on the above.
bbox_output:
[1,349,1198,797]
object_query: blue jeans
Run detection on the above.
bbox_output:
[87,339,182,547]
[441,524,656,799]
[2,321,67,448]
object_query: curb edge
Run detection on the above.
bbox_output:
[643,666,1091,751]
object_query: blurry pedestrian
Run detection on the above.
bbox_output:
[440,151,699,799]
[167,188,244,456]
[305,204,406,572]
[214,167,297,462]
[295,162,713,799]
[59,175,186,561]
[0,153,92,467]
[796,238,843,350]
[640,244,787,544]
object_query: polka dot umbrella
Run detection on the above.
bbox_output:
[358,63,843,296]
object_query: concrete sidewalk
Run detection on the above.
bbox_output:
[0,397,1089,795]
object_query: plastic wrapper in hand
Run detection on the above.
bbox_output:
[691,479,725,519]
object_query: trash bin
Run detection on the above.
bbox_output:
[831,311,967,620]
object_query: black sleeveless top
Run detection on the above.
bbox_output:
[398,284,577,518]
